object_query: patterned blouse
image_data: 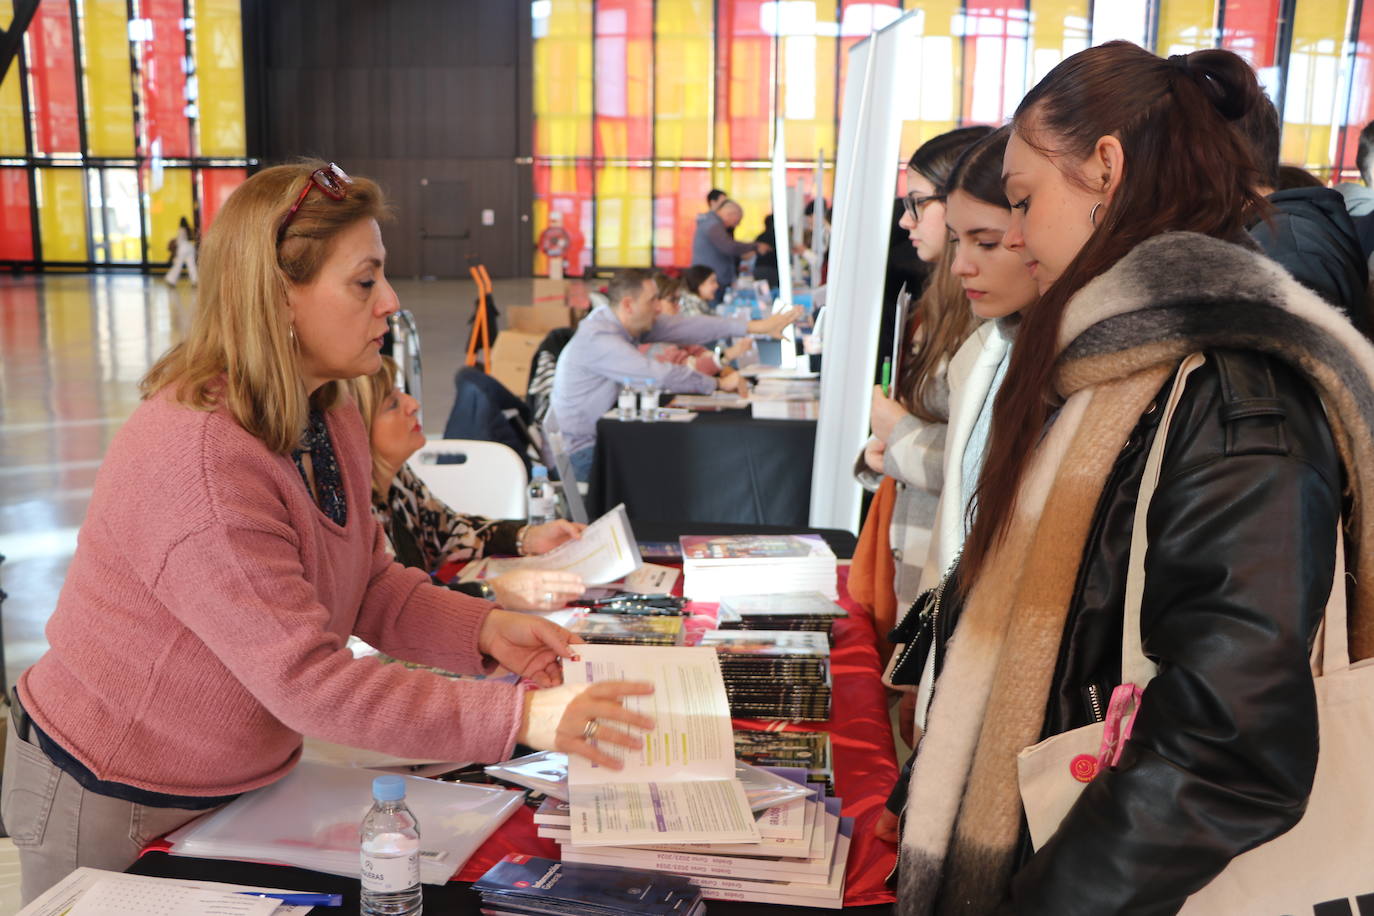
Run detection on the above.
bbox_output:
[371,463,522,575]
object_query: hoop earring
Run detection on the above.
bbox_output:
[1089,202,1103,227]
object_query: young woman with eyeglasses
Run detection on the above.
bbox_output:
[2,162,653,903]
[894,43,1374,913]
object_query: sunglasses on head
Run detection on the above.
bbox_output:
[277,163,352,244]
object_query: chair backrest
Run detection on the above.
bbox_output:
[539,408,589,524]
[411,439,528,520]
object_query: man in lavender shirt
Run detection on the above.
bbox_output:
[551,269,799,481]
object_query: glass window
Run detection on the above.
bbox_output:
[1155,0,1218,56]
[716,0,773,164]
[29,0,82,155]
[194,0,248,157]
[81,0,136,156]
[775,1,838,160]
[88,168,141,264]
[962,1,1031,126]
[0,168,34,261]
[594,0,652,159]
[1280,0,1352,177]
[199,167,247,230]
[654,165,712,267]
[594,165,652,266]
[144,166,194,264]
[38,167,89,262]
[137,0,192,158]
[655,0,714,160]
[1336,0,1374,179]
[0,0,26,157]
[533,0,594,158]
[894,0,963,160]
[533,161,593,276]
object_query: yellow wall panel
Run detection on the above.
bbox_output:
[655,0,713,160]
[1029,0,1090,86]
[0,0,23,155]
[82,0,135,156]
[146,168,194,263]
[897,0,962,162]
[594,166,652,266]
[1155,0,1216,55]
[534,0,593,158]
[194,0,247,157]
[38,168,89,262]
[1280,0,1351,174]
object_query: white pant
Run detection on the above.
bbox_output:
[165,245,197,285]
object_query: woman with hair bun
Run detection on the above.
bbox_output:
[895,43,1374,913]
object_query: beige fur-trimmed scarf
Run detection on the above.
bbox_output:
[896,232,1374,915]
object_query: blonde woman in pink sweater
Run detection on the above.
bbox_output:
[2,162,652,903]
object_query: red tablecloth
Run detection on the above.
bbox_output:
[451,565,899,907]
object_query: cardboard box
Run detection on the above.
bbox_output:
[506,303,573,334]
[489,330,544,397]
[532,278,567,304]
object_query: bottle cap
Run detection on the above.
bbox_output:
[372,774,406,801]
[532,464,548,479]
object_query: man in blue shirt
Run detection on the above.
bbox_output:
[550,268,799,481]
[692,201,765,299]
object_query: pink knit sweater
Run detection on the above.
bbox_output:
[21,389,524,797]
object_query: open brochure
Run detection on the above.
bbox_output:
[460,503,641,585]
[18,868,317,916]
[563,645,761,847]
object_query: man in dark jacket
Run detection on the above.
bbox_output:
[691,200,761,300]
[1238,97,1371,337]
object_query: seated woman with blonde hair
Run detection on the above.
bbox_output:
[354,357,586,611]
[2,161,651,904]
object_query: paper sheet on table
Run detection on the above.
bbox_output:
[19,868,314,916]
[563,645,759,846]
[459,504,641,585]
[621,563,679,594]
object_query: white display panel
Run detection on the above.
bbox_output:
[808,11,920,532]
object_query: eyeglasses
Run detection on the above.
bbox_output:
[277,163,352,244]
[902,192,944,221]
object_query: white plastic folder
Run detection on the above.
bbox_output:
[164,761,524,884]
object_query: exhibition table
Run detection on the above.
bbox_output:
[587,411,817,526]
[133,571,897,913]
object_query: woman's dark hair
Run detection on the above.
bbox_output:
[893,126,995,422]
[945,126,1012,208]
[962,42,1271,585]
[681,265,717,297]
[1278,164,1323,190]
[908,125,996,188]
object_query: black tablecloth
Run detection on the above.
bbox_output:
[588,411,816,527]
[632,520,857,560]
[129,851,894,915]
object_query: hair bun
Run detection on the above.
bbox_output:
[1173,49,1259,121]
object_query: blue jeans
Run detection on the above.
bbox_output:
[569,447,596,483]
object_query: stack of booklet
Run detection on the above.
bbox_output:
[474,855,705,915]
[716,590,848,639]
[533,772,852,908]
[750,376,821,420]
[699,629,832,721]
[734,728,836,794]
[567,611,685,646]
[484,750,815,813]
[679,535,839,601]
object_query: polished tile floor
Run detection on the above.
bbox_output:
[0,272,529,691]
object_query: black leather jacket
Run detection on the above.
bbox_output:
[1008,350,1342,914]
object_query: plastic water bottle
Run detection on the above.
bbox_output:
[527,465,556,525]
[617,378,638,421]
[360,775,422,916]
[638,377,661,421]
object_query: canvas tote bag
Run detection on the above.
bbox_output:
[1017,353,1374,914]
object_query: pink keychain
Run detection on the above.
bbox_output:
[1070,683,1144,783]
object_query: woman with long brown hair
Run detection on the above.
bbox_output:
[895,43,1374,913]
[858,126,992,611]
